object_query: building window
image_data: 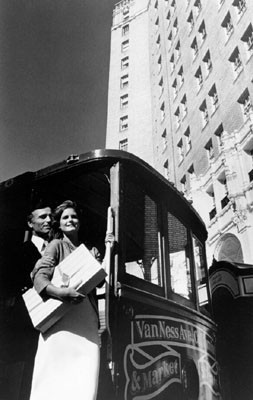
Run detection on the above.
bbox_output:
[208,84,219,113]
[170,54,175,73]
[181,95,187,118]
[243,148,253,182]
[195,66,203,91]
[205,139,214,161]
[122,24,129,36]
[156,34,161,49]
[166,10,171,23]
[200,100,209,127]
[232,0,246,17]
[122,4,130,20]
[178,65,184,87]
[175,106,181,129]
[198,20,207,44]
[203,50,212,76]
[119,138,128,151]
[121,39,129,52]
[160,102,165,122]
[158,55,162,73]
[171,0,176,14]
[173,18,178,36]
[187,11,194,33]
[180,175,186,194]
[221,12,234,40]
[177,139,184,163]
[120,115,128,131]
[120,93,129,109]
[238,88,253,118]
[172,78,178,98]
[162,129,167,150]
[120,74,129,89]
[218,0,225,9]
[214,123,224,151]
[121,56,129,70]
[188,164,196,184]
[229,47,243,77]
[207,187,216,220]
[194,0,202,17]
[163,159,169,179]
[155,16,159,30]
[218,172,229,209]
[191,37,199,59]
[168,31,173,50]
[241,24,253,57]
[159,76,164,96]
[184,127,192,153]
[175,40,181,62]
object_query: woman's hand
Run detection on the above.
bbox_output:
[105,233,115,248]
[59,285,85,304]
[45,281,85,304]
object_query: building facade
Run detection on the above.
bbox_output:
[106,0,253,266]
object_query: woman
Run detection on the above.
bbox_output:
[30,200,111,400]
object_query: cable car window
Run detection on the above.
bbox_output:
[124,179,162,287]
[193,235,208,306]
[168,212,192,300]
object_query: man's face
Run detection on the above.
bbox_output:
[28,207,52,239]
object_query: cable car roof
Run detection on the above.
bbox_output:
[0,149,207,240]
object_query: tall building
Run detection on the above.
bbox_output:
[106,0,253,266]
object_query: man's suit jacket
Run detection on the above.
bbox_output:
[19,240,42,292]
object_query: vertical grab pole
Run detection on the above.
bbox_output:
[104,206,114,362]
[104,206,113,281]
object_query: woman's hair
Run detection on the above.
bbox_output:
[51,200,79,239]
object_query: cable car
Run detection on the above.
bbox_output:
[0,149,221,400]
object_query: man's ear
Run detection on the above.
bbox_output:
[27,221,33,230]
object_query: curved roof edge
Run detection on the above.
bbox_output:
[0,149,207,238]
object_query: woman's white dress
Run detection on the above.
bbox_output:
[29,239,100,400]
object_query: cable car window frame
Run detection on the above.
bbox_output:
[117,161,208,311]
[118,168,165,297]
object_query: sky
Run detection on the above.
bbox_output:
[0,0,117,181]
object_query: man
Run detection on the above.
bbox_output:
[6,202,52,400]
[20,204,52,291]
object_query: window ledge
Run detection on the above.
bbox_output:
[224,30,234,45]
[246,52,253,65]
[197,84,203,95]
[237,8,247,23]
[162,145,168,154]
[201,121,209,131]
[218,0,225,11]
[205,68,212,80]
[199,37,207,48]
[192,53,199,62]
[211,104,219,117]
[233,67,244,83]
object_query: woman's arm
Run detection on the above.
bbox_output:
[43,282,85,304]
[32,240,85,304]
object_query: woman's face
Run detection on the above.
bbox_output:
[59,207,80,236]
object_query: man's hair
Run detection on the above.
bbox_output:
[27,200,51,223]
